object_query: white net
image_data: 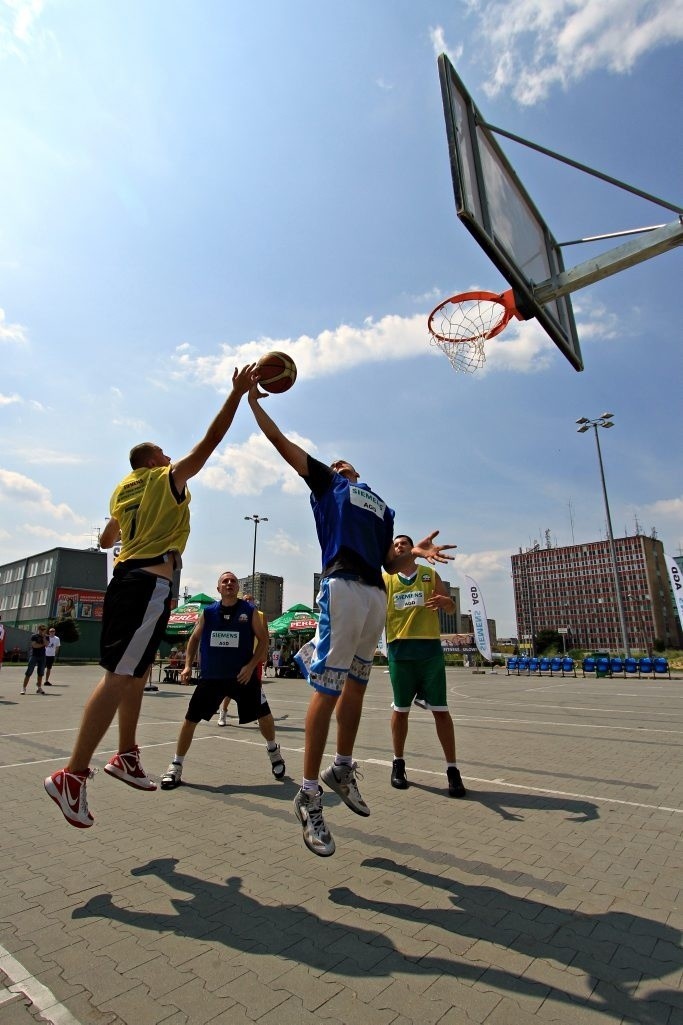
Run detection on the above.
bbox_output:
[428,293,508,374]
[429,335,486,373]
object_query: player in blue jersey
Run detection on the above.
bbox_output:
[160,571,285,789]
[248,383,455,857]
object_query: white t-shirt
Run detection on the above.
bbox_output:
[45,634,61,658]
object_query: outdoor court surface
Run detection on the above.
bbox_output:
[0,664,681,1025]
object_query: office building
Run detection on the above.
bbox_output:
[0,547,107,660]
[237,571,283,623]
[511,534,682,654]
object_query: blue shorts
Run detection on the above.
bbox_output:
[295,576,385,696]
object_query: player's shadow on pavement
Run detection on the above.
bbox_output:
[329,857,683,1025]
[406,780,599,821]
[72,857,681,1025]
[180,778,298,796]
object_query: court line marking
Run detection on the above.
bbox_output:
[365,760,683,814]
[7,731,679,816]
[0,944,83,1025]
[450,714,683,735]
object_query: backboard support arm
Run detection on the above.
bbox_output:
[534,218,683,304]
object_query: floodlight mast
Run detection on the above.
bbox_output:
[576,416,630,657]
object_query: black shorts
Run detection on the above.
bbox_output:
[100,569,172,678]
[185,677,272,725]
[46,656,56,669]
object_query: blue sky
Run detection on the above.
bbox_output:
[1,0,681,635]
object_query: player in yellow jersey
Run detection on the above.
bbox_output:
[44,364,256,829]
[383,535,466,798]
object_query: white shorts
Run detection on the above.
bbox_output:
[295,576,386,696]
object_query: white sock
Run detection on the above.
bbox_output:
[302,777,318,791]
[266,741,278,752]
[173,755,185,765]
[334,754,353,766]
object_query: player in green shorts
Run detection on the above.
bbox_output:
[383,535,466,798]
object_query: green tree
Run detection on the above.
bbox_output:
[535,629,562,655]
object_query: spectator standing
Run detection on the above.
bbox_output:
[44,628,62,686]
[22,626,48,695]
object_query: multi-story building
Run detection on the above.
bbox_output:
[511,534,682,654]
[237,572,283,623]
[0,547,108,659]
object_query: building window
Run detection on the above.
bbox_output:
[21,591,34,608]
[35,589,48,606]
[27,561,39,578]
[41,557,53,575]
[14,566,24,582]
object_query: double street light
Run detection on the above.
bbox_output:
[244,514,268,598]
[576,413,630,657]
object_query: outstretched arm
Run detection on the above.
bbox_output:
[425,573,457,613]
[384,531,456,574]
[248,384,309,476]
[172,364,256,493]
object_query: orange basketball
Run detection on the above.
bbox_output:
[256,351,297,393]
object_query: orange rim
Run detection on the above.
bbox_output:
[428,288,519,343]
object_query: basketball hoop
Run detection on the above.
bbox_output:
[427,289,523,373]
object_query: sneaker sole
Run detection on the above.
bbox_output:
[160,776,182,790]
[293,801,336,858]
[103,764,157,791]
[43,777,93,829]
[320,768,370,817]
[270,759,286,780]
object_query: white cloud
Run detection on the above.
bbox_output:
[0,307,28,343]
[264,528,305,558]
[632,495,683,534]
[0,0,45,58]
[438,1,683,105]
[454,548,512,581]
[11,446,89,465]
[0,392,21,406]
[0,467,86,522]
[200,432,312,497]
[22,523,92,546]
[171,300,620,386]
[429,24,463,64]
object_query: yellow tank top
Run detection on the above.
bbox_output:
[110,465,191,565]
[383,565,440,643]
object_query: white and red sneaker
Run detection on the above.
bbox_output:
[44,768,95,828]
[103,746,157,791]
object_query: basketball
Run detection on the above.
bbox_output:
[256,351,297,393]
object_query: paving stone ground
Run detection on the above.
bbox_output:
[1,662,681,1025]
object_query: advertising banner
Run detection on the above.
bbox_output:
[54,588,105,621]
[664,553,683,625]
[465,575,493,662]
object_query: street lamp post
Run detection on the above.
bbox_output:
[576,413,630,657]
[244,514,268,598]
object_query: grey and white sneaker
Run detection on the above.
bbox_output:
[160,761,183,789]
[294,786,335,857]
[321,761,370,817]
[267,744,286,779]
[217,709,227,727]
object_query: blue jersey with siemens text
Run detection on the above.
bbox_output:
[199,599,255,679]
[308,461,394,589]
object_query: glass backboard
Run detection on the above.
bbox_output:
[438,54,583,372]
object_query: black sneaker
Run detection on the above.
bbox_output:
[447,766,467,798]
[390,758,409,790]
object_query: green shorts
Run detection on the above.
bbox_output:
[388,653,448,712]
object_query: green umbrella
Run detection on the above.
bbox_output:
[268,604,319,637]
[165,593,215,638]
